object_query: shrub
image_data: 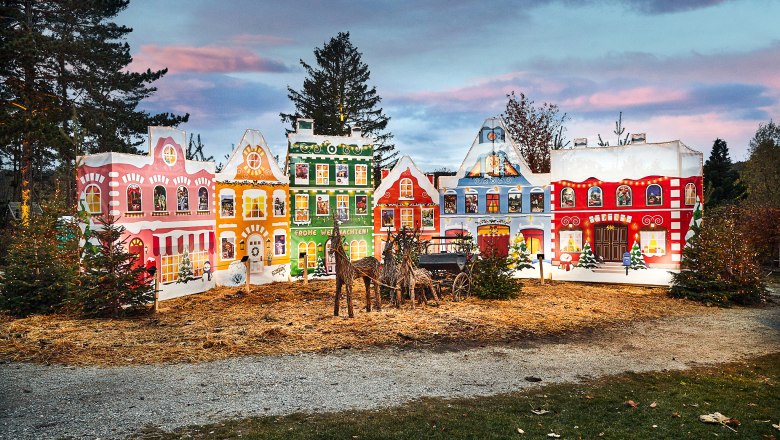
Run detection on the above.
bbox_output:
[471,255,521,300]
[670,206,767,306]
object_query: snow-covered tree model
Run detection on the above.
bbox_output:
[508,233,534,270]
[177,246,194,283]
[629,241,647,270]
[684,195,703,251]
[577,241,599,268]
[313,256,329,277]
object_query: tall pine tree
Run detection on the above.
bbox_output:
[0,0,188,210]
[703,138,744,207]
[280,32,396,181]
[742,121,780,208]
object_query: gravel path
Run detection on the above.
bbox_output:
[2,304,779,440]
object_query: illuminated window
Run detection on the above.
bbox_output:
[646,184,662,206]
[84,184,101,214]
[350,240,367,261]
[486,191,500,213]
[162,249,207,283]
[616,185,632,207]
[560,187,575,208]
[295,194,309,222]
[355,164,368,185]
[243,194,266,219]
[559,230,583,253]
[337,194,349,221]
[308,241,317,268]
[176,186,189,212]
[316,164,329,185]
[684,183,696,206]
[640,229,666,256]
[127,185,142,212]
[400,208,414,230]
[400,178,413,199]
[162,144,177,166]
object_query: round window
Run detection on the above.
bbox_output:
[246,152,262,170]
[162,144,177,166]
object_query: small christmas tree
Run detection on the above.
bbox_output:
[313,256,328,277]
[577,241,599,268]
[508,233,534,270]
[629,241,647,270]
[177,246,194,283]
[75,215,154,317]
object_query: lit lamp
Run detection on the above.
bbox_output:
[317,242,324,253]
[266,238,273,265]
[239,240,245,251]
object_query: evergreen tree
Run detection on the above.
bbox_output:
[313,256,328,277]
[629,241,647,270]
[280,32,397,179]
[703,138,744,207]
[503,91,569,173]
[742,121,780,208]
[508,233,534,270]
[597,112,630,146]
[684,195,703,250]
[471,255,521,300]
[577,241,599,268]
[0,0,188,207]
[177,246,194,283]
[74,215,154,317]
[0,197,78,316]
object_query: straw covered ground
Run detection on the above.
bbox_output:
[0,279,708,367]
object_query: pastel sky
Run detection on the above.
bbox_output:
[120,0,780,170]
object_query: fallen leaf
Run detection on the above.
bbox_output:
[547,434,561,438]
[583,395,593,400]
[517,428,525,434]
[700,412,730,424]
[532,409,551,415]
[650,401,658,408]
[772,422,780,431]
[625,400,638,408]
[672,412,681,418]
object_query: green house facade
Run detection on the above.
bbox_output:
[286,119,375,277]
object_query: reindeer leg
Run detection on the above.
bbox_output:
[363,276,371,312]
[395,285,401,308]
[334,279,342,316]
[346,283,354,318]
[410,283,415,309]
[374,277,381,312]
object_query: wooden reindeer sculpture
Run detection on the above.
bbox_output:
[379,229,401,307]
[395,242,438,309]
[330,217,381,317]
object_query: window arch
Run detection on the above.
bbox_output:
[684,183,697,206]
[399,178,414,199]
[646,184,663,206]
[198,187,209,211]
[486,189,500,213]
[587,186,603,207]
[560,186,575,208]
[616,185,632,207]
[307,241,316,268]
[84,184,101,214]
[154,186,167,212]
[508,188,522,213]
[350,239,367,261]
[128,238,144,261]
[127,184,142,212]
[177,186,189,212]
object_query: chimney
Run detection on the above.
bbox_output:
[296,118,314,134]
[350,126,362,137]
[381,168,390,179]
[574,138,587,148]
[631,133,646,143]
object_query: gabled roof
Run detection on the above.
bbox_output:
[440,116,547,188]
[374,155,439,204]
[216,129,288,183]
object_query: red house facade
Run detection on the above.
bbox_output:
[373,156,440,257]
[550,140,703,269]
[77,127,216,300]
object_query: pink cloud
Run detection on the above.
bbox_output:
[130,45,290,74]
[561,87,688,111]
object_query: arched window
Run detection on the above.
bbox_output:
[154,186,167,212]
[128,238,144,263]
[307,241,317,268]
[464,189,478,214]
[684,183,697,206]
[616,185,632,207]
[646,184,662,206]
[400,178,413,199]
[486,189,500,213]
[84,184,101,214]
[587,186,603,207]
[508,188,522,213]
[127,184,142,212]
[198,187,209,211]
[530,190,544,213]
[177,186,189,212]
[350,240,367,261]
[560,187,575,208]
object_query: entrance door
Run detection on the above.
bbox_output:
[521,229,543,255]
[477,224,510,258]
[129,238,144,269]
[594,225,628,261]
[248,234,264,273]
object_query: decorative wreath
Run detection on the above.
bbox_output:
[251,247,260,257]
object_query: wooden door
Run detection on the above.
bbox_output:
[593,225,628,261]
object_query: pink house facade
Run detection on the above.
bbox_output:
[77,127,216,300]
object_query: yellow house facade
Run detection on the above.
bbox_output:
[214,130,290,285]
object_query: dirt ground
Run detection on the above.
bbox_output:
[0,279,709,367]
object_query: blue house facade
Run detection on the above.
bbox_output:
[438,117,552,259]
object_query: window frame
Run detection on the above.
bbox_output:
[355,164,368,186]
[507,189,522,213]
[616,185,633,207]
[646,184,663,206]
[176,186,190,212]
[295,194,310,223]
[220,194,235,218]
[336,194,349,221]
[399,178,414,200]
[486,191,500,213]
[126,184,142,213]
[559,229,583,253]
[400,207,414,230]
[316,164,329,185]
[530,191,545,213]
[684,183,697,206]
[560,186,575,208]
[197,187,209,212]
[153,185,167,212]
[587,186,603,208]
[243,193,266,219]
[84,184,102,214]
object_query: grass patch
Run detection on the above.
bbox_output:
[136,353,780,439]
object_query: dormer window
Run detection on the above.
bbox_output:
[400,178,413,199]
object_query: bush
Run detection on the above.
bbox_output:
[471,255,521,300]
[670,206,767,306]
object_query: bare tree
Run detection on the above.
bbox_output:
[598,112,630,146]
[502,91,568,173]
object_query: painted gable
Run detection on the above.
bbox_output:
[374,155,439,205]
[216,129,288,183]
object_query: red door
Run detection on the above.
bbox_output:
[128,238,144,268]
